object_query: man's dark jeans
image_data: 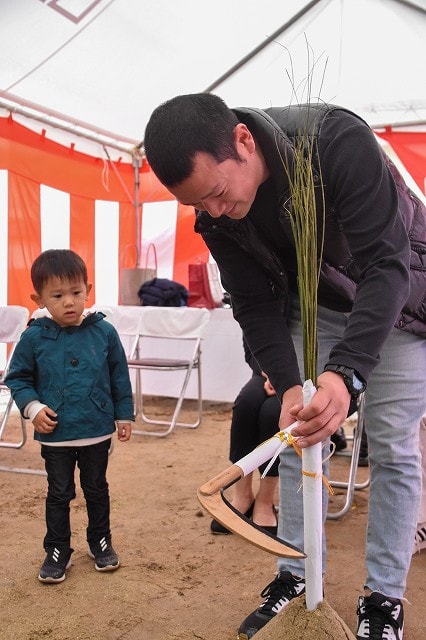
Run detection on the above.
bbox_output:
[40,439,111,550]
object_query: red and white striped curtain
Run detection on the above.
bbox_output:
[0,116,208,312]
[2,117,425,315]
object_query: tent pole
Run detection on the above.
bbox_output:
[391,0,426,17]
[0,93,137,154]
[132,153,142,267]
[205,0,426,95]
[204,0,323,92]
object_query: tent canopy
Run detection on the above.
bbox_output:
[0,0,425,314]
[1,0,425,156]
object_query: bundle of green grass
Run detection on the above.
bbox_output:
[254,596,356,640]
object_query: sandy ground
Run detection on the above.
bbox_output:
[0,398,424,640]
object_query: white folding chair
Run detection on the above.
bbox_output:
[327,393,370,520]
[127,306,211,437]
[0,306,30,449]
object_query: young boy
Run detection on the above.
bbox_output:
[5,249,134,583]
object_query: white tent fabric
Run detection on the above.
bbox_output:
[0,0,425,158]
[0,0,425,400]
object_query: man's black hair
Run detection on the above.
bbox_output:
[144,93,241,187]
[31,249,88,293]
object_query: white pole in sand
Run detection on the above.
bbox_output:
[302,379,323,611]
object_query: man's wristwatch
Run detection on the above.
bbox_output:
[323,364,366,398]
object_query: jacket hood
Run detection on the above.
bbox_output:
[28,311,105,331]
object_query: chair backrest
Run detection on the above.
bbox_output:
[0,306,29,379]
[0,306,29,344]
[127,307,211,364]
[136,307,211,340]
[90,306,116,325]
[30,308,52,320]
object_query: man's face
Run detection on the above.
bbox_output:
[169,125,267,220]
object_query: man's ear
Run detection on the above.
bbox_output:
[234,123,256,154]
[85,283,93,299]
[30,293,44,308]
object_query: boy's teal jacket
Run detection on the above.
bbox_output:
[5,312,134,443]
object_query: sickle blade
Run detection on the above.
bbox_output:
[197,489,305,559]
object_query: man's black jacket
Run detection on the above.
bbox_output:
[195,104,426,398]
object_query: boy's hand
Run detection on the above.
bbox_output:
[117,422,132,441]
[32,407,58,434]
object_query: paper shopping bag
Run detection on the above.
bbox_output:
[119,243,158,306]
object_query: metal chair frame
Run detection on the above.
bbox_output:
[0,306,46,475]
[0,306,29,449]
[327,393,370,520]
[126,307,211,438]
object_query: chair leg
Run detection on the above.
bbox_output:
[0,393,12,439]
[0,464,46,476]
[327,395,370,520]
[0,396,46,475]
[134,368,142,415]
[0,395,27,449]
[187,362,203,430]
[133,364,203,437]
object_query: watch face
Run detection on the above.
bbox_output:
[352,374,364,392]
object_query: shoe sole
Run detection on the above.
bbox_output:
[88,550,120,572]
[94,562,120,572]
[38,558,72,583]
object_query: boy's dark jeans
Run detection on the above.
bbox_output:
[40,439,111,550]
